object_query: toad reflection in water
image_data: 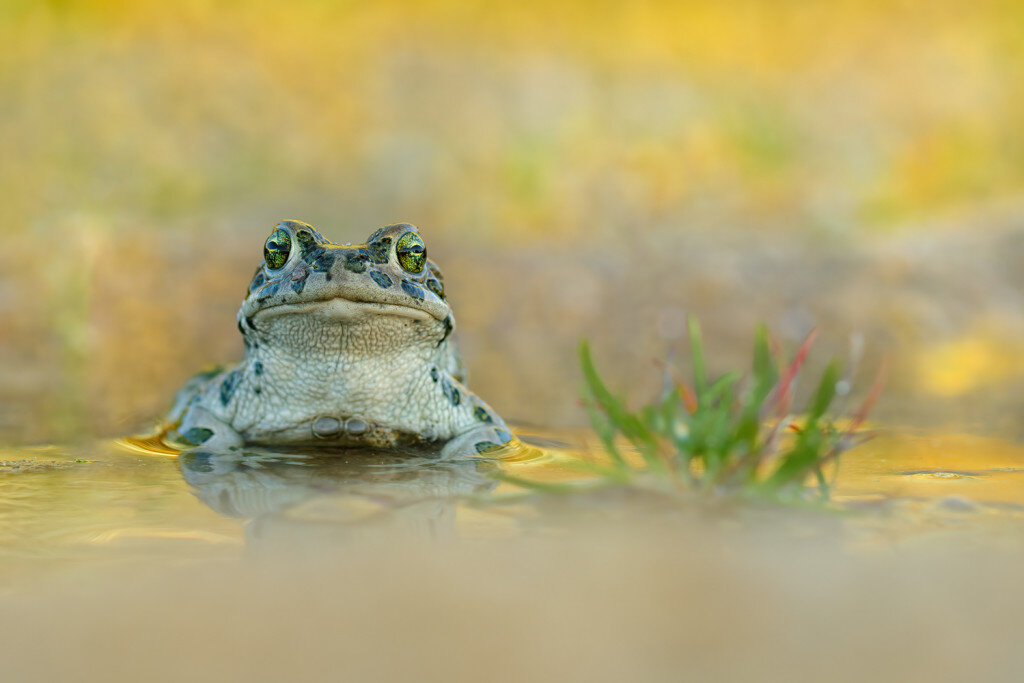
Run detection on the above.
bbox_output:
[166,221,515,458]
[178,448,498,548]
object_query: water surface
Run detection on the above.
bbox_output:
[4,428,1024,590]
[4,429,1024,681]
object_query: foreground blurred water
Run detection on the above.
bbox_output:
[4,431,1024,681]
[5,429,1024,588]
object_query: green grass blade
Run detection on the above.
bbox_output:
[582,395,628,471]
[806,360,842,427]
[579,340,665,474]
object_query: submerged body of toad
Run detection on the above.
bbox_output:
[166,221,514,457]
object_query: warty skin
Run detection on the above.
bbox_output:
[167,220,514,457]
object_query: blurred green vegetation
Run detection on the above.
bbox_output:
[503,323,883,503]
[1,0,1022,443]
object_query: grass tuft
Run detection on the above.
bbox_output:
[512,318,885,504]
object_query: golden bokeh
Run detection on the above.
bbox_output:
[1,0,1022,442]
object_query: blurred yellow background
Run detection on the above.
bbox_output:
[1,0,1022,443]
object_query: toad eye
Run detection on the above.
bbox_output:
[396,231,426,273]
[264,228,292,270]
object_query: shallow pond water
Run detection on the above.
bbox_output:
[3,428,1024,681]
[3,428,1024,587]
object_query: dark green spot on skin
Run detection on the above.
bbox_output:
[254,386,261,395]
[290,276,307,294]
[442,380,461,406]
[343,251,368,273]
[430,367,439,382]
[298,227,335,273]
[301,246,322,264]
[401,282,425,300]
[426,277,444,299]
[438,315,454,347]
[368,237,392,264]
[295,229,319,254]
[473,406,494,423]
[370,271,392,288]
[475,441,502,454]
[183,427,214,446]
[311,251,335,272]
[253,361,263,376]
[220,369,242,406]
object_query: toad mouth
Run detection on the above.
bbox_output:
[253,295,436,322]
